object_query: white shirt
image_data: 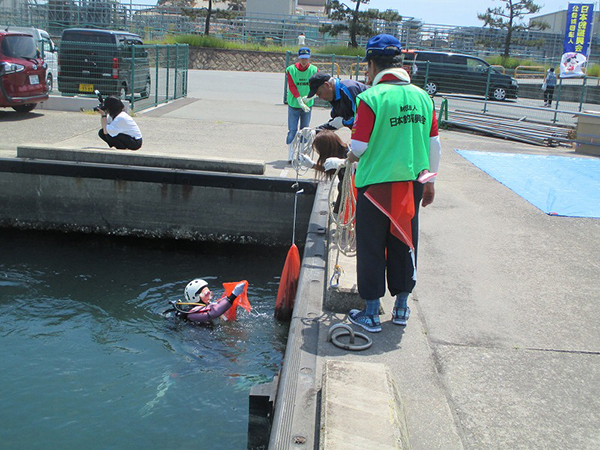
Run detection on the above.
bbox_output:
[298,35,306,45]
[106,112,142,139]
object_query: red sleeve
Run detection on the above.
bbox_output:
[286,71,301,98]
[430,108,439,137]
[351,100,375,143]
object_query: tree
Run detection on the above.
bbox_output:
[478,0,548,58]
[204,0,212,35]
[320,0,401,48]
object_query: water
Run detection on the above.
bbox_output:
[0,230,289,449]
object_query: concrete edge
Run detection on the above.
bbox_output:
[320,360,412,450]
[17,145,266,175]
[268,182,330,450]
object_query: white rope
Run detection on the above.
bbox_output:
[328,161,357,287]
[290,127,316,176]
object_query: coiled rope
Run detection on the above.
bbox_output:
[290,127,316,176]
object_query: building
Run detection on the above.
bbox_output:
[530,9,600,38]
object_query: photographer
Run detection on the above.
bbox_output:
[97,96,143,151]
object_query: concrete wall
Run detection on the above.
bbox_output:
[0,158,317,247]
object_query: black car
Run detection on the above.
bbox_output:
[403,50,518,101]
[58,28,151,99]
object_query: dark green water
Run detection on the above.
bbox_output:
[0,230,288,449]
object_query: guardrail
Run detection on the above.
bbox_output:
[491,65,506,74]
[514,65,546,78]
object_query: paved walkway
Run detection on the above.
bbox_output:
[1,70,599,449]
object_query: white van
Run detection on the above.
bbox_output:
[1,26,58,92]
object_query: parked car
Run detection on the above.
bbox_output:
[1,26,58,92]
[58,28,151,100]
[0,31,48,113]
[402,50,519,101]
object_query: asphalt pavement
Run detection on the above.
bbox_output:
[1,69,599,449]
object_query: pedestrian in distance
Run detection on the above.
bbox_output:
[97,96,143,150]
[306,72,368,132]
[543,67,557,107]
[331,34,441,333]
[285,47,318,162]
[297,32,306,46]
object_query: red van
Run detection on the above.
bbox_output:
[0,31,48,113]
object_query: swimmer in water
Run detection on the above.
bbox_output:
[166,279,246,324]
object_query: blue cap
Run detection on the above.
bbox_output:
[298,47,311,59]
[363,34,401,62]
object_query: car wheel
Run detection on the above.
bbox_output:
[492,86,507,101]
[141,78,151,98]
[424,81,438,96]
[46,74,53,93]
[12,104,37,113]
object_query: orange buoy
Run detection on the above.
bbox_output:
[274,244,301,321]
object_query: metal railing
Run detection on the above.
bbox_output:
[55,40,187,111]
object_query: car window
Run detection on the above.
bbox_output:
[416,52,444,63]
[447,55,467,66]
[1,35,37,59]
[62,31,114,44]
[466,57,489,73]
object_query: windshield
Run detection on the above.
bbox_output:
[1,35,37,59]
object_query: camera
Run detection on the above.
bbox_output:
[93,90,105,112]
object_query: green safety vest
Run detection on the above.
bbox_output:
[354,83,433,188]
[286,64,318,109]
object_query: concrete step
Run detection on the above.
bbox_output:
[320,360,411,450]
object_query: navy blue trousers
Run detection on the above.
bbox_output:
[355,182,424,300]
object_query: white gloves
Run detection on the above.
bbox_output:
[324,157,346,171]
[232,281,246,297]
[329,116,344,129]
[297,97,310,113]
[299,154,315,168]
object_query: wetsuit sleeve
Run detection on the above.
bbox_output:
[186,297,233,323]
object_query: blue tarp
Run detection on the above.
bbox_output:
[456,150,600,218]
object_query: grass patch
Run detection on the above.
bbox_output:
[152,34,367,57]
[485,55,542,69]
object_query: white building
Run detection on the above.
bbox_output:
[530,9,600,38]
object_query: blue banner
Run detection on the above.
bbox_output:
[563,3,594,56]
[561,3,594,77]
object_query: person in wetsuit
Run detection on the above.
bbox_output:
[167,279,246,324]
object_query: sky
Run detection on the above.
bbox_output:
[357,0,579,27]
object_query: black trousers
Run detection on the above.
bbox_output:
[98,129,143,150]
[355,181,424,300]
[544,86,555,105]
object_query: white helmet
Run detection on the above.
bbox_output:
[184,278,209,302]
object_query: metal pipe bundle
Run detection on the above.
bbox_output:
[443,110,573,147]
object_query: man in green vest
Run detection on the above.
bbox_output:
[336,34,442,333]
[285,47,318,162]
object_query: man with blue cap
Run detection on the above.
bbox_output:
[285,46,318,162]
[335,34,442,333]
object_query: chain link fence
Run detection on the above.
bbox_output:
[2,1,599,64]
[55,37,187,111]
